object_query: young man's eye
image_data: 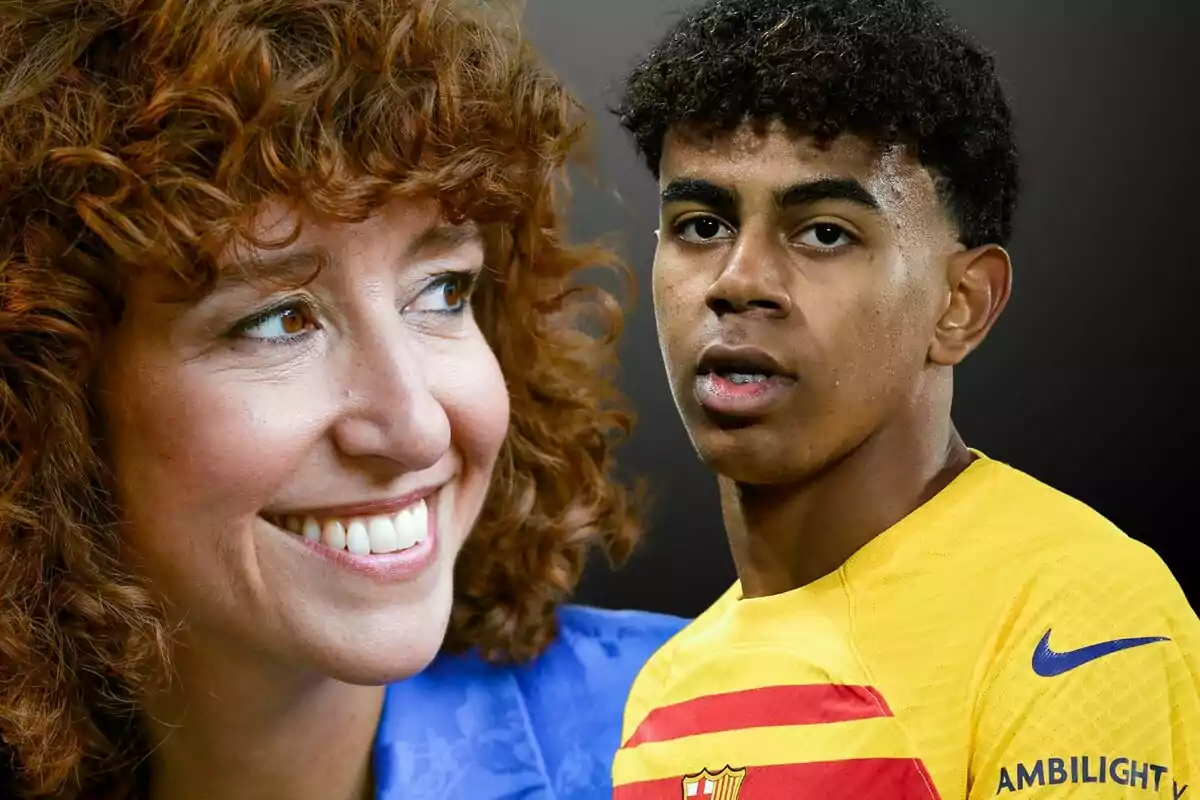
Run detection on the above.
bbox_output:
[674,216,735,244]
[795,222,856,250]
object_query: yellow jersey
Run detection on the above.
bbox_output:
[613,454,1199,799]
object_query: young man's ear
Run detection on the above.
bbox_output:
[929,244,1012,366]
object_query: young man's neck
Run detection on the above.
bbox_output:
[722,392,972,599]
[142,633,383,800]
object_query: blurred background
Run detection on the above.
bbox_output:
[517,0,1199,618]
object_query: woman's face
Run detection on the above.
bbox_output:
[98,197,509,683]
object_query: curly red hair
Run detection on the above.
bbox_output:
[0,1,640,796]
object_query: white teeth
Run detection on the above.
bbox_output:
[393,508,418,550]
[727,372,768,384]
[277,498,430,556]
[321,519,347,550]
[367,516,399,554]
[301,516,321,541]
[412,501,428,543]
[345,520,371,556]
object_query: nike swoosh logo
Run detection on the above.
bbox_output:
[1032,628,1170,677]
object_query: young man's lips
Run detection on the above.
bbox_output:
[693,372,796,418]
[692,342,797,418]
[695,343,794,379]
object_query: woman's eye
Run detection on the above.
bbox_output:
[410,273,476,314]
[675,216,734,244]
[796,222,855,249]
[238,304,316,341]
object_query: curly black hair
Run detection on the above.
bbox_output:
[616,0,1019,248]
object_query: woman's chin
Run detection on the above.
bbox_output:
[320,649,442,687]
[244,578,459,687]
[301,619,453,686]
[312,597,456,686]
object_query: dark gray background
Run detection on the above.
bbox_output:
[518,0,1200,618]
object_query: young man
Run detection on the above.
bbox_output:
[611,0,1199,798]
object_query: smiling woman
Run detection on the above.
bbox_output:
[0,2,685,799]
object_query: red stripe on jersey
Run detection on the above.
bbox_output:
[614,758,942,800]
[622,684,892,748]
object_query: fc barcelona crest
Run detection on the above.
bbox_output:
[681,765,747,799]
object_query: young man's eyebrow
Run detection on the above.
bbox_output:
[660,178,739,220]
[660,176,881,220]
[775,178,881,211]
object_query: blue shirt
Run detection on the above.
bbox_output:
[373,605,687,799]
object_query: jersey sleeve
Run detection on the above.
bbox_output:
[968,542,1200,799]
[619,620,682,747]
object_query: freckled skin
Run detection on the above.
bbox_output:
[99,197,509,682]
[653,122,1011,596]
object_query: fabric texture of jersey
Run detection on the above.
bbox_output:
[373,604,687,799]
[613,454,1199,799]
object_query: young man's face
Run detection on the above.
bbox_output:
[652,121,967,484]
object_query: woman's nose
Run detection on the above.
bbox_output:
[330,325,451,473]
